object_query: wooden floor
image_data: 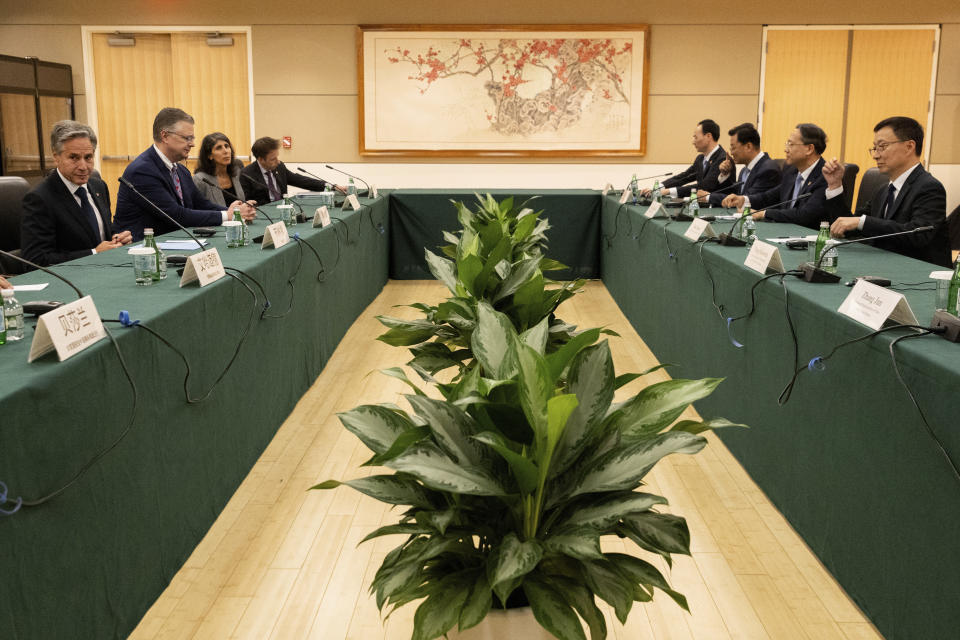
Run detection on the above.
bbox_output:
[130,280,883,640]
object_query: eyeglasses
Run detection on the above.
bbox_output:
[784,141,809,149]
[164,130,195,144]
[868,140,907,154]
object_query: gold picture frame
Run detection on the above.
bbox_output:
[358,24,650,157]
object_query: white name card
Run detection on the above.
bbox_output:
[684,218,717,241]
[644,201,665,218]
[343,194,361,211]
[261,221,290,249]
[838,279,918,331]
[743,240,785,274]
[313,205,331,228]
[371,185,379,198]
[602,183,613,196]
[619,188,632,204]
[179,248,226,288]
[28,295,106,363]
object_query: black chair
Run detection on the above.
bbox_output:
[773,158,786,172]
[841,163,859,210]
[947,205,960,252]
[855,167,889,212]
[0,176,30,252]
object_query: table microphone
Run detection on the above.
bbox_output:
[0,249,84,299]
[798,225,936,283]
[201,177,275,223]
[319,165,369,194]
[717,193,811,247]
[118,177,208,253]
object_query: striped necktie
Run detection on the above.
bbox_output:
[171,165,184,204]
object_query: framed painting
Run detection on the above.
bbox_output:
[358,24,650,156]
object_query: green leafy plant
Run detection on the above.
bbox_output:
[312,195,743,640]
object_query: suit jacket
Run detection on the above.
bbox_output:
[751,157,829,230]
[824,165,950,267]
[192,171,246,208]
[662,145,735,198]
[21,171,113,266]
[239,161,328,206]
[114,147,223,241]
[708,152,781,207]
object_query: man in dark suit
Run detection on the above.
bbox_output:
[21,121,132,266]
[703,123,780,207]
[724,123,831,229]
[114,108,254,241]
[824,116,950,267]
[239,137,334,206]
[644,119,735,199]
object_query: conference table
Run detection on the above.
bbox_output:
[1,189,956,640]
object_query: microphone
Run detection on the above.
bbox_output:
[799,225,936,283]
[709,180,744,198]
[0,249,84,299]
[717,193,811,247]
[620,171,674,196]
[319,165,369,193]
[202,177,275,223]
[118,177,207,253]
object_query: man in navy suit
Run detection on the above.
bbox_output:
[239,137,334,206]
[724,123,831,229]
[114,108,254,241]
[702,123,780,207]
[21,120,132,266]
[823,116,950,267]
[644,119,736,199]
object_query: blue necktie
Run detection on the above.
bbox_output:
[791,173,804,205]
[882,183,897,219]
[75,186,101,242]
[739,167,750,194]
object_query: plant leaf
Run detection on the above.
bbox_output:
[570,432,706,499]
[487,533,543,605]
[407,395,485,466]
[544,328,602,382]
[513,341,552,453]
[359,523,435,544]
[606,378,723,438]
[605,553,689,612]
[670,417,747,434]
[424,249,458,295]
[541,575,606,640]
[554,342,615,475]
[415,508,458,535]
[519,315,550,354]
[312,473,436,510]
[458,571,492,632]
[472,431,539,495]
[579,559,634,624]
[555,492,667,530]
[543,526,604,560]
[411,571,473,640]
[524,575,587,640]
[338,405,417,455]
[388,443,507,496]
[379,367,427,395]
[472,301,517,379]
[622,512,691,556]
[458,253,484,297]
[494,257,541,303]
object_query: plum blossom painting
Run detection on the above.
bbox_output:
[359,25,649,156]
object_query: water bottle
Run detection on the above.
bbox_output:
[689,194,700,218]
[233,210,251,245]
[629,174,639,204]
[284,196,296,227]
[946,259,960,317]
[143,228,167,280]
[2,289,24,341]
[814,222,829,265]
[651,179,661,203]
[739,207,752,240]
[744,217,757,245]
[347,178,357,197]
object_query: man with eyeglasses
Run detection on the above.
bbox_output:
[821,116,949,267]
[642,119,735,200]
[115,107,255,241]
[702,123,780,207]
[722,123,830,229]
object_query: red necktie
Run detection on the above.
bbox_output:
[171,165,184,204]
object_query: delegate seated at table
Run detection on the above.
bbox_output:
[823,116,950,267]
[700,123,781,207]
[20,120,132,266]
[643,118,735,199]
[239,137,334,206]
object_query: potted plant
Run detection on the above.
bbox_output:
[312,195,742,639]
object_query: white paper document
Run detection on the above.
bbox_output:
[13,283,49,292]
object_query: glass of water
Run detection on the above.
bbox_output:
[224,220,243,248]
[129,247,157,285]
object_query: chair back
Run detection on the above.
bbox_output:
[0,176,30,251]
[855,167,889,211]
[841,163,859,210]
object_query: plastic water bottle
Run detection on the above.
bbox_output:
[814,222,829,264]
[946,259,960,317]
[2,289,24,341]
[739,207,752,240]
[233,210,251,245]
[629,174,639,204]
[689,194,700,218]
[143,228,167,280]
[347,178,357,197]
[744,217,757,245]
[651,180,662,203]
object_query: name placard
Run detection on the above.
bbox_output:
[684,218,717,242]
[602,183,613,196]
[313,205,331,228]
[343,194,361,211]
[28,296,106,363]
[179,248,226,288]
[838,279,918,331]
[261,221,291,249]
[618,188,632,205]
[743,240,785,274]
[371,185,379,198]
[644,201,665,218]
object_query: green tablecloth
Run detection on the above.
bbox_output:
[388,189,600,281]
[600,196,960,640]
[0,197,389,639]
